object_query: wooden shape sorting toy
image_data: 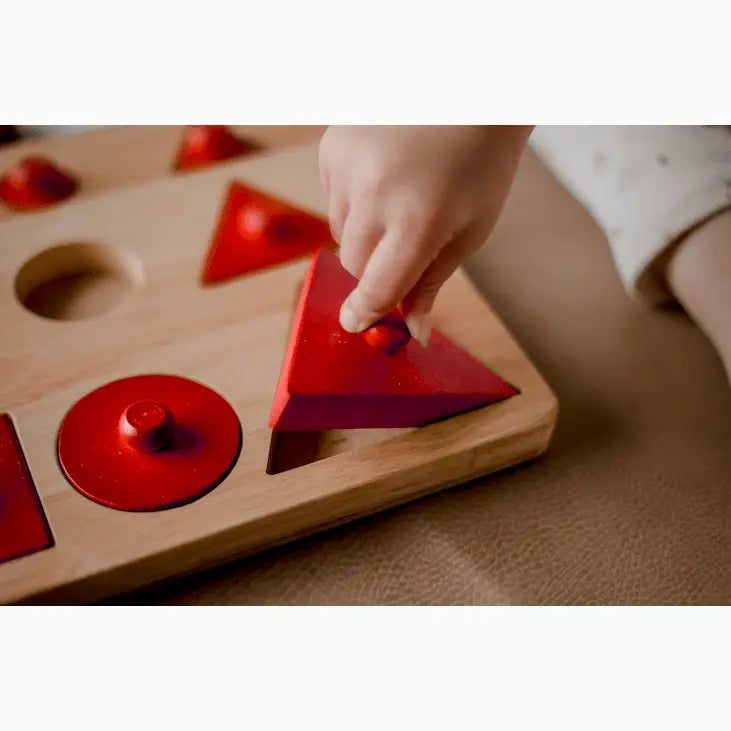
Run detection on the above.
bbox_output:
[57,375,242,512]
[0,156,78,211]
[201,182,333,284]
[0,126,327,223]
[174,125,260,172]
[0,141,556,604]
[270,248,519,431]
[0,415,54,565]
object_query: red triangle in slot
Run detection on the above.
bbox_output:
[174,126,259,171]
[269,247,519,431]
[201,182,334,284]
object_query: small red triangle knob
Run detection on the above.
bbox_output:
[363,315,411,355]
[119,400,176,452]
[0,156,78,211]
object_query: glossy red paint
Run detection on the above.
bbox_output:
[0,156,77,211]
[119,400,176,452]
[0,414,54,565]
[269,248,520,431]
[201,182,333,284]
[58,375,242,512]
[174,126,259,171]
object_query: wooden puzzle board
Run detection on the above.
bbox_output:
[0,140,556,604]
[0,125,326,222]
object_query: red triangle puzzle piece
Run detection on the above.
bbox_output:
[269,248,519,431]
[201,182,334,284]
[174,126,259,171]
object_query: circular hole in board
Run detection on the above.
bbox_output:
[14,242,143,321]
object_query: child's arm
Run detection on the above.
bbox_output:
[319,125,533,345]
[531,125,731,382]
[666,208,731,380]
[530,125,731,307]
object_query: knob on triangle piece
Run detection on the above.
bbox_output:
[0,156,78,211]
[174,125,259,171]
[58,374,242,512]
[201,182,334,284]
[269,248,520,431]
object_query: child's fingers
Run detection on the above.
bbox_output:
[327,195,348,243]
[401,226,488,344]
[337,208,384,279]
[338,225,442,343]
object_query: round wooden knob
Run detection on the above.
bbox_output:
[237,206,303,243]
[363,318,411,355]
[119,400,175,452]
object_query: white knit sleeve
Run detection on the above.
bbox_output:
[529,126,731,306]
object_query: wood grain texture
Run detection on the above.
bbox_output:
[0,125,326,221]
[0,142,556,604]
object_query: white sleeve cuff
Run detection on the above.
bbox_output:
[530,126,731,306]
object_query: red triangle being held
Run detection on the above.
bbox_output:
[201,183,334,284]
[174,126,259,172]
[269,247,519,431]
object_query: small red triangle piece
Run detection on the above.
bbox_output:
[174,126,259,171]
[0,156,78,211]
[201,182,334,284]
[269,247,520,431]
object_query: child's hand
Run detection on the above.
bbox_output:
[319,125,532,345]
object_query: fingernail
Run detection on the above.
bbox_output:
[339,297,369,333]
[405,312,432,348]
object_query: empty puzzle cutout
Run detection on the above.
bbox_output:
[269,247,519,432]
[201,182,334,284]
[174,126,260,172]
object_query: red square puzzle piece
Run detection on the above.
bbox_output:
[0,414,54,565]
[201,183,334,284]
[269,248,520,431]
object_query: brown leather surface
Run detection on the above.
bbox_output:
[124,149,731,606]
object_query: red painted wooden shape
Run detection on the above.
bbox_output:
[363,314,412,354]
[201,182,334,284]
[269,248,519,431]
[58,375,242,512]
[0,414,54,565]
[0,156,78,211]
[174,126,259,171]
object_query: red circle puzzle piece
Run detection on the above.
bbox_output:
[58,375,242,512]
